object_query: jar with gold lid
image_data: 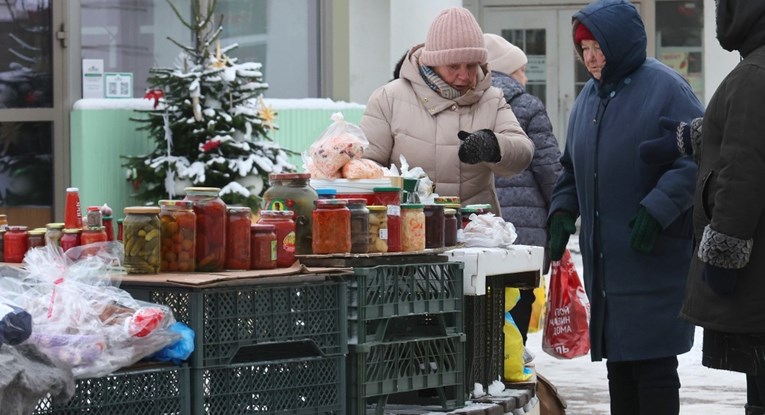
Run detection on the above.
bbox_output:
[123,206,161,274]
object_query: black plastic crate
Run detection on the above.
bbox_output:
[124,280,347,367]
[347,334,465,415]
[34,364,189,415]
[192,354,345,415]
[342,262,463,344]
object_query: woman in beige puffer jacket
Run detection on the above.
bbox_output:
[361,7,534,213]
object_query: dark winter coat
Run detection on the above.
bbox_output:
[681,1,765,333]
[549,0,704,362]
[491,72,562,255]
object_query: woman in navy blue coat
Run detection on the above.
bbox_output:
[547,1,704,413]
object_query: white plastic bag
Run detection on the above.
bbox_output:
[462,212,518,247]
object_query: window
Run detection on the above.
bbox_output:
[656,0,704,101]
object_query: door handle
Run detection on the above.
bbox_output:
[56,23,67,48]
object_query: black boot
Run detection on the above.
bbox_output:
[746,404,765,415]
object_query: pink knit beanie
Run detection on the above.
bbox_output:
[420,7,488,67]
[484,33,528,76]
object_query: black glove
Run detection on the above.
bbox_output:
[548,211,576,261]
[458,129,501,164]
[629,207,662,254]
[702,263,738,297]
[639,117,692,165]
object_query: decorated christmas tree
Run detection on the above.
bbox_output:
[124,0,296,209]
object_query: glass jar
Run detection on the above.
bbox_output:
[345,198,369,253]
[123,206,161,274]
[103,216,114,241]
[367,205,388,253]
[444,208,458,247]
[184,187,227,272]
[316,188,337,199]
[373,186,402,253]
[312,200,351,254]
[81,226,107,245]
[250,224,277,270]
[262,173,318,255]
[257,210,296,268]
[4,226,29,263]
[401,204,425,252]
[0,214,7,229]
[28,228,46,250]
[117,218,124,241]
[45,223,64,247]
[225,207,252,270]
[444,203,463,229]
[159,200,196,273]
[0,229,5,261]
[424,204,445,249]
[461,207,483,229]
[86,205,103,228]
[60,229,82,252]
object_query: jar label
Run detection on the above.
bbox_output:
[270,240,277,261]
[283,231,296,253]
[387,205,401,216]
[265,198,296,213]
[379,228,388,240]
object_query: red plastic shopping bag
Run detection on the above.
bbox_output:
[542,249,591,359]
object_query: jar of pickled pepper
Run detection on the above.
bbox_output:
[250,224,277,270]
[225,206,252,270]
[4,226,29,263]
[123,206,161,274]
[367,205,388,253]
[60,228,82,252]
[262,173,318,255]
[257,210,296,268]
[312,199,351,254]
[401,204,425,252]
[184,187,227,272]
[159,200,196,272]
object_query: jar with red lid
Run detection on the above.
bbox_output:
[345,198,369,253]
[262,173,317,255]
[4,226,29,263]
[81,226,107,245]
[28,228,46,250]
[444,208,458,246]
[60,228,81,252]
[401,204,425,252]
[312,199,351,254]
[184,187,227,272]
[250,224,277,269]
[257,210,296,268]
[424,204,445,249]
[373,186,402,252]
[159,200,196,272]
[225,207,252,270]
[123,206,161,274]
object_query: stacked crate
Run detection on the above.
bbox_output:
[125,276,347,415]
[342,261,465,415]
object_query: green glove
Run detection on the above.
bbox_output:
[549,211,576,261]
[629,207,662,254]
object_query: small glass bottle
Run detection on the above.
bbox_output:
[257,210,296,268]
[250,224,277,270]
[184,187,227,272]
[312,200,351,254]
[401,204,425,252]
[123,206,161,274]
[367,205,388,253]
[4,226,29,263]
[60,228,82,252]
[345,198,369,253]
[225,206,252,270]
[159,200,196,273]
[86,205,103,228]
[424,204,445,249]
[45,223,64,247]
[444,208,458,247]
[27,228,46,249]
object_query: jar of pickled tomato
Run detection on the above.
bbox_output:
[184,187,227,272]
[250,224,277,269]
[225,206,252,270]
[159,200,196,272]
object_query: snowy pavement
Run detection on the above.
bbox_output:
[526,239,747,414]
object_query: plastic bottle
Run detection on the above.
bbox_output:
[64,187,83,229]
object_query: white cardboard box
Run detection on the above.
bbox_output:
[442,245,544,295]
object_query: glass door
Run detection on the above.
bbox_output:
[0,0,65,228]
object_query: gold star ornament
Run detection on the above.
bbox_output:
[257,96,277,131]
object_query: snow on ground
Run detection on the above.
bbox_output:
[526,238,747,414]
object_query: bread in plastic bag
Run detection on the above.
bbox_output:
[308,112,368,178]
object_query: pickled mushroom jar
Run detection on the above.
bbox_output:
[401,204,425,252]
[184,187,227,272]
[367,205,388,253]
[258,210,296,268]
[262,173,318,255]
[123,206,161,274]
[159,200,196,272]
[312,199,351,254]
[225,206,252,270]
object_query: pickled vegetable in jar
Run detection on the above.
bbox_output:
[250,224,277,269]
[367,205,388,253]
[45,223,64,247]
[262,173,317,255]
[424,204,445,249]
[60,228,81,252]
[225,206,252,270]
[184,187,227,272]
[345,198,369,253]
[373,186,401,252]
[401,204,425,252]
[312,200,351,254]
[444,208,458,247]
[257,210,296,268]
[4,226,29,263]
[159,200,196,272]
[80,226,107,245]
[28,228,46,250]
[123,206,161,274]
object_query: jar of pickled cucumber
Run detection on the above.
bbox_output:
[123,206,161,274]
[367,205,388,253]
[225,206,252,270]
[184,187,227,272]
[159,200,196,272]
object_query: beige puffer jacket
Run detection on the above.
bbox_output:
[361,44,533,213]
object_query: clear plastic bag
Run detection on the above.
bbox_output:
[462,212,518,248]
[306,112,368,178]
